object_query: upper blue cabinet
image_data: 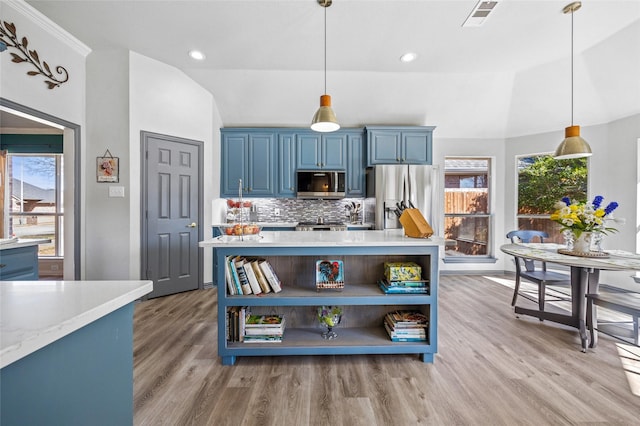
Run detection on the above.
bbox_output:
[296,131,347,170]
[277,132,297,197]
[346,132,365,197]
[366,126,435,166]
[221,130,276,197]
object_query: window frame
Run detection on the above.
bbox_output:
[443,157,494,262]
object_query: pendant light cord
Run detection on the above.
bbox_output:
[323,4,327,95]
[570,7,574,126]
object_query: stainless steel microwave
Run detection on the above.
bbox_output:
[296,170,345,199]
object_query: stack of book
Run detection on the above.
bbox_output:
[225,256,282,296]
[378,278,429,294]
[383,310,428,342]
[243,314,285,343]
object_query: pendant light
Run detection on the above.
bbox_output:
[554,1,592,160]
[311,0,340,132]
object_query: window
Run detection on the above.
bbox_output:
[444,158,491,258]
[516,154,588,243]
[7,154,63,256]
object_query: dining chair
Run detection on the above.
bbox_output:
[506,230,571,313]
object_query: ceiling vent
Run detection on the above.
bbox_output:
[462,1,499,27]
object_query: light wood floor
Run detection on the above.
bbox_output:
[133,274,640,425]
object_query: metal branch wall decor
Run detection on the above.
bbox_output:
[0,21,69,89]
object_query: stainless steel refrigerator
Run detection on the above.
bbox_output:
[373,164,440,233]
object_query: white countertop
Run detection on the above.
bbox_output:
[0,280,153,368]
[0,238,51,250]
[212,222,297,228]
[200,229,443,248]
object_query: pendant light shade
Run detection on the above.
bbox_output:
[311,95,339,132]
[554,1,592,160]
[311,0,340,132]
[554,125,592,159]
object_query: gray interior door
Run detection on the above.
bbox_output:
[142,132,203,298]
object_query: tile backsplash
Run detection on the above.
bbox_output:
[241,198,375,225]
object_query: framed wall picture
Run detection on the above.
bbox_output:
[97,150,119,182]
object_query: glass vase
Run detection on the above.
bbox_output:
[573,231,592,253]
[317,306,342,340]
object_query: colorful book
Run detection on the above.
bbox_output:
[245,314,285,327]
[225,256,236,295]
[228,256,243,295]
[259,260,282,293]
[243,261,263,295]
[379,280,429,294]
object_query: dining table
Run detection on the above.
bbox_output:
[500,243,640,351]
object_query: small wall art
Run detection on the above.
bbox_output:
[96,149,119,183]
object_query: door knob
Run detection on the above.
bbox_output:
[187,222,197,228]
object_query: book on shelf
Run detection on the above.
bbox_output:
[224,256,236,295]
[245,314,285,327]
[243,335,283,343]
[383,322,427,340]
[258,259,282,293]
[250,260,272,294]
[227,256,242,295]
[378,279,429,294]
[244,327,284,336]
[385,310,429,326]
[233,257,253,295]
[242,261,263,295]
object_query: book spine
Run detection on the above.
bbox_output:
[243,262,263,294]
[228,257,243,295]
[251,261,271,293]
[234,258,252,295]
[259,260,282,293]
[225,256,236,295]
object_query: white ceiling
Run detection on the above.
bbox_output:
[25,0,640,138]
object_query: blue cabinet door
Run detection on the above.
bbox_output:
[247,133,275,196]
[402,131,432,164]
[297,133,322,169]
[277,133,297,197]
[346,133,365,197]
[367,130,402,165]
[0,245,39,280]
[221,133,248,196]
[322,134,347,170]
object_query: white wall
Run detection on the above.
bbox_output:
[1,0,89,279]
[84,49,221,282]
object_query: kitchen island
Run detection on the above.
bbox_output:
[1,280,152,425]
[0,238,51,280]
[199,230,442,365]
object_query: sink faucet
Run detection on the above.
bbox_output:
[317,216,324,225]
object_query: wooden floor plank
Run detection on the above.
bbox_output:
[133,274,640,425]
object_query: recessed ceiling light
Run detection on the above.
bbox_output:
[188,50,205,61]
[400,52,417,63]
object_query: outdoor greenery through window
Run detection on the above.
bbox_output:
[517,154,588,242]
[444,158,491,257]
[7,154,63,256]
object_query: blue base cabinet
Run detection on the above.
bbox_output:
[0,305,135,426]
[214,244,438,365]
[0,245,39,280]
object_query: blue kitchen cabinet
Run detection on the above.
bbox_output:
[0,245,39,280]
[296,132,346,170]
[346,132,365,197]
[221,130,275,197]
[277,133,297,197]
[366,126,435,166]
